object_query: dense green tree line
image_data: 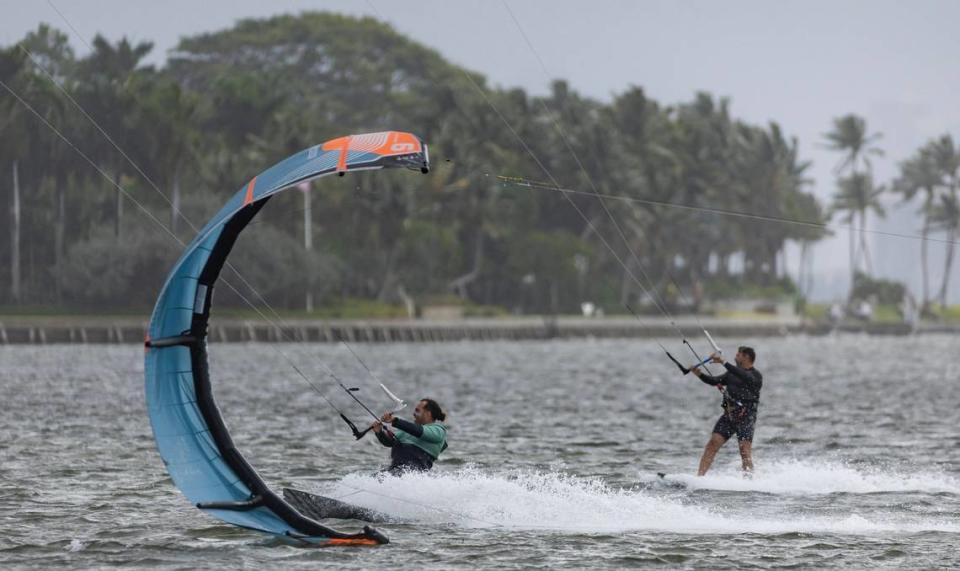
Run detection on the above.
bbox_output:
[4,12,920,315]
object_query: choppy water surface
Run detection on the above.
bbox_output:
[1,335,958,569]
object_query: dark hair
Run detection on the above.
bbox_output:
[420,398,446,422]
[738,346,756,363]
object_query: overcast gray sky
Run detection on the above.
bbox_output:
[3,0,959,300]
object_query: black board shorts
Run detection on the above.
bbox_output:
[712,406,758,442]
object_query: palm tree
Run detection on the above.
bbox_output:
[929,193,959,308]
[927,134,960,309]
[928,134,960,185]
[824,114,883,296]
[892,147,943,312]
[133,76,197,237]
[823,114,884,175]
[748,122,813,284]
[21,25,78,301]
[1,33,77,304]
[0,46,28,304]
[607,87,681,303]
[74,35,154,239]
[830,173,885,282]
[785,191,829,298]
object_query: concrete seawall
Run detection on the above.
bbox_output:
[0,317,953,345]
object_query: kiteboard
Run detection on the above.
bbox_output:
[283,488,390,523]
[635,472,690,491]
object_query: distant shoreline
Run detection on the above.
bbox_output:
[0,315,954,345]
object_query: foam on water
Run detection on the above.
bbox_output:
[314,467,960,536]
[650,458,960,495]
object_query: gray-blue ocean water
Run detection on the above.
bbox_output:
[1,335,958,569]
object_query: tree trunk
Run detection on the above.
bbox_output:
[799,241,812,296]
[939,227,956,309]
[114,171,123,239]
[619,255,637,307]
[396,283,416,318]
[448,227,484,299]
[859,209,872,275]
[806,243,816,296]
[848,223,856,299]
[769,245,779,282]
[11,161,21,303]
[55,174,66,301]
[920,213,930,311]
[796,243,805,295]
[717,253,729,278]
[376,242,401,302]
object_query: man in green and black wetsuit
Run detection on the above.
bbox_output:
[373,398,448,474]
[691,346,762,476]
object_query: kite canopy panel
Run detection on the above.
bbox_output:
[144,131,429,545]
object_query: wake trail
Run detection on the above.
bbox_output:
[303,466,960,536]
[645,458,960,495]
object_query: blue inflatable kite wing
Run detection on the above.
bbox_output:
[144,131,428,544]
[144,228,299,535]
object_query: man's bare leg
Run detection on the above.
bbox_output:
[698,433,728,476]
[738,440,753,473]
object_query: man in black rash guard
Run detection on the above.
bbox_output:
[691,346,763,476]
